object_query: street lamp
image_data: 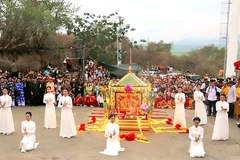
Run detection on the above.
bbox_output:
[116,16,131,67]
[75,46,85,80]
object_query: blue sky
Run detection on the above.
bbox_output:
[67,0,222,42]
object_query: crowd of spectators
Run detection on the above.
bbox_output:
[0,55,111,107]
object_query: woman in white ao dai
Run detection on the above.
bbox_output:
[99,113,124,156]
[189,117,205,158]
[212,94,229,140]
[173,86,187,127]
[20,112,39,153]
[58,88,77,138]
[43,86,57,129]
[194,84,207,125]
[0,88,15,135]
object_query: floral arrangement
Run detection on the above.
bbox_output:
[175,124,181,130]
[165,118,173,125]
[119,132,150,143]
[140,103,149,112]
[124,84,132,93]
[87,116,96,124]
[78,124,85,131]
[119,132,136,141]
[179,128,189,134]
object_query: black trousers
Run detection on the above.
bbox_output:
[30,94,38,106]
[208,100,217,116]
[99,103,103,108]
[228,103,234,118]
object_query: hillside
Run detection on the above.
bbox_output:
[171,36,240,55]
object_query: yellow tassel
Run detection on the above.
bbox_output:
[135,139,150,144]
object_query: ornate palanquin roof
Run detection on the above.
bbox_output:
[114,71,147,87]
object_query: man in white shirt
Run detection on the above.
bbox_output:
[200,79,209,95]
[227,81,236,118]
[206,80,221,117]
[97,91,104,107]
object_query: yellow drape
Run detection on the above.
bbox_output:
[234,87,240,115]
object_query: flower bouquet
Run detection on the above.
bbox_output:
[124,84,132,93]
[140,104,149,115]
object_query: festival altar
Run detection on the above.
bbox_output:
[106,69,152,130]
[108,71,151,116]
[77,69,189,144]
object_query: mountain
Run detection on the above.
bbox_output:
[171,37,219,55]
[171,36,240,55]
[173,37,219,46]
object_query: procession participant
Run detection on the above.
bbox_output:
[71,78,77,96]
[77,79,84,97]
[99,113,124,156]
[15,79,25,106]
[212,94,229,140]
[7,77,15,107]
[97,91,104,107]
[46,77,55,95]
[38,78,46,105]
[43,86,57,129]
[58,87,77,138]
[29,78,39,106]
[101,84,108,98]
[173,86,187,127]
[22,78,31,106]
[20,112,39,153]
[0,88,15,135]
[194,84,207,125]
[154,92,163,108]
[221,81,229,95]
[206,80,221,117]
[188,117,205,158]
[57,90,63,105]
[234,83,240,118]
[227,81,236,118]
[85,82,93,95]
[73,93,83,106]
[95,82,102,96]
[0,77,8,96]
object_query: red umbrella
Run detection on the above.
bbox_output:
[234,61,240,67]
[234,61,240,70]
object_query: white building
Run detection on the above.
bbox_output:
[225,0,240,78]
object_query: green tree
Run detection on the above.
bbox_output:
[174,45,224,76]
[0,0,77,50]
[146,40,172,53]
[66,12,137,64]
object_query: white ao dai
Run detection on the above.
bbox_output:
[173,93,187,127]
[0,94,15,134]
[194,91,207,125]
[43,93,57,128]
[20,120,38,151]
[99,122,124,156]
[58,96,77,138]
[212,100,229,140]
[189,125,205,158]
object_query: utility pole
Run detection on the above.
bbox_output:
[116,32,119,67]
[147,61,150,81]
[82,47,85,80]
[129,38,134,64]
[116,16,124,67]
[76,46,85,80]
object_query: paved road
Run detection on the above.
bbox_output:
[0,107,240,160]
